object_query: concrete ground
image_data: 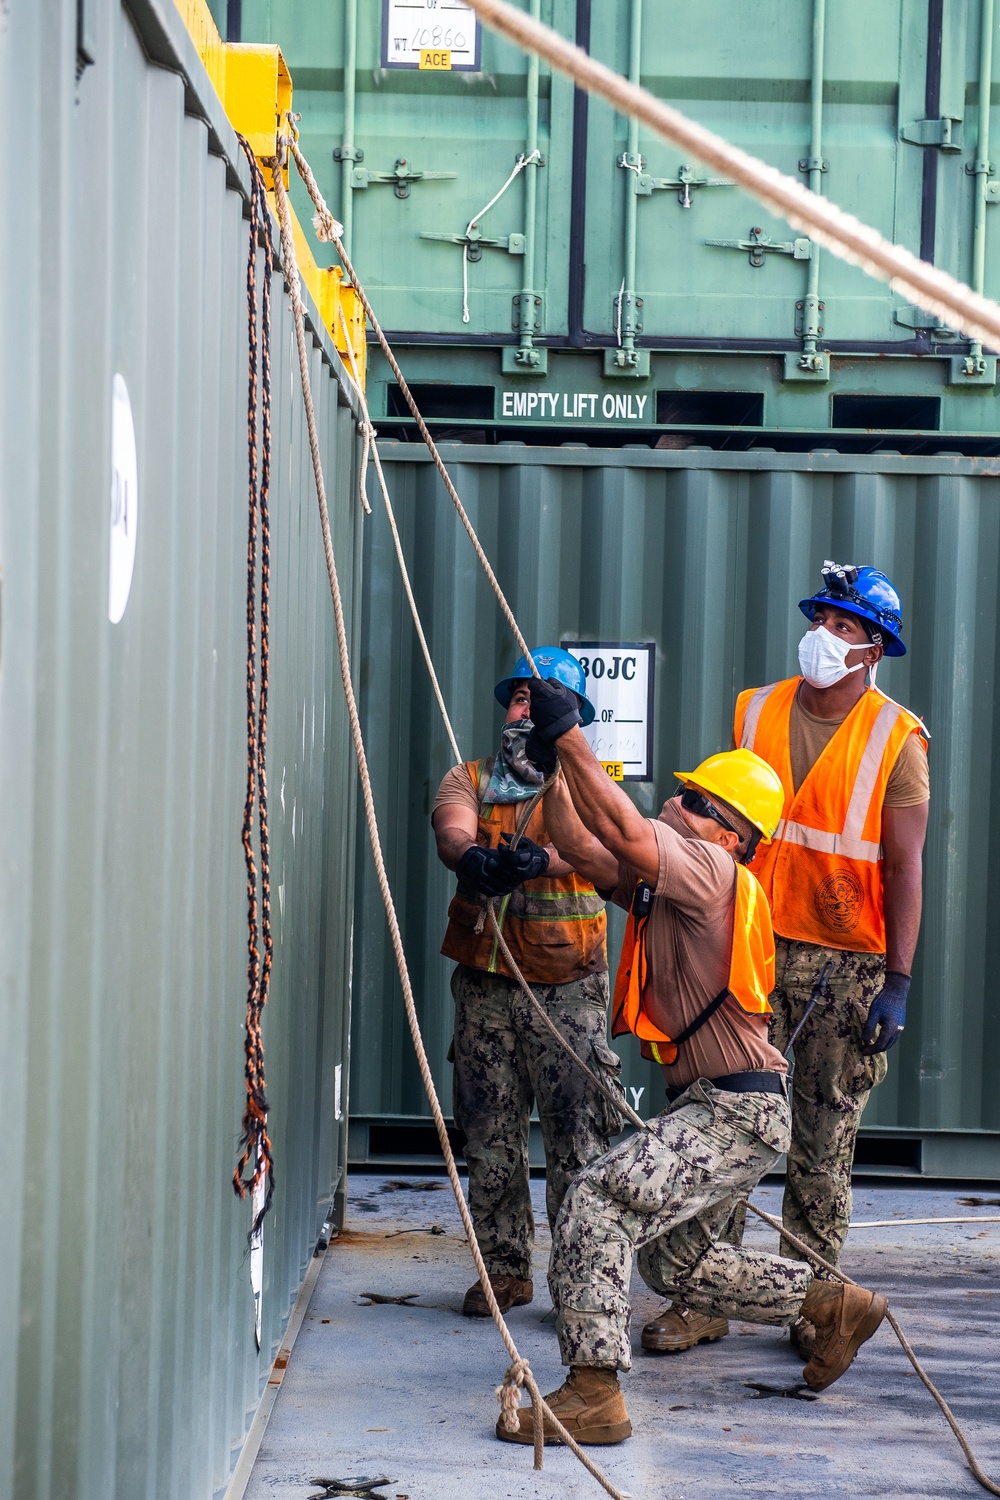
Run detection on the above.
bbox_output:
[244,1171,1000,1500]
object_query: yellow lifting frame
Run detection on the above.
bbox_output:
[173,0,366,387]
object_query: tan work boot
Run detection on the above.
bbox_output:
[641,1302,729,1354]
[496,1366,632,1446]
[462,1274,533,1318]
[788,1315,816,1360]
[799,1278,887,1391]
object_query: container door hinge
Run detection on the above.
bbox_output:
[421,227,524,261]
[350,158,458,200]
[894,306,958,337]
[705,226,811,267]
[510,293,543,336]
[899,117,964,151]
[622,157,735,208]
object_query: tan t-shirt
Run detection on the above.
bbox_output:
[789,690,929,805]
[434,763,483,819]
[613,799,788,1089]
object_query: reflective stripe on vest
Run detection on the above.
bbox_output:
[440,759,608,983]
[734,677,925,950]
[611,863,774,1063]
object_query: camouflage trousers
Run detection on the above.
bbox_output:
[451,964,624,1281]
[769,937,888,1269]
[549,1081,811,1370]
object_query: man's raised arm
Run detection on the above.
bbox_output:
[528,680,660,885]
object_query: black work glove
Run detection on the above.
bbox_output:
[456,843,523,899]
[523,730,558,778]
[527,677,583,743]
[496,832,550,883]
[861,971,910,1054]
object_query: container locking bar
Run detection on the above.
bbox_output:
[705,226,811,268]
[347,157,457,200]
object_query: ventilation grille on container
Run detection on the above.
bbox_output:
[832,395,940,430]
[386,383,494,420]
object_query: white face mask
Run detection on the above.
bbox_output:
[797,626,867,690]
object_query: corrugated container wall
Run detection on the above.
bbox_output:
[0,3,361,1499]
[353,445,1000,1179]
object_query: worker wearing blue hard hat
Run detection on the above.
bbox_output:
[643,560,929,1362]
[494,645,598,726]
[431,645,621,1319]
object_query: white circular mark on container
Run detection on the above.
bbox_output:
[108,374,138,624]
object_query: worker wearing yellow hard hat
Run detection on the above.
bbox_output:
[647,562,929,1363]
[492,679,886,1448]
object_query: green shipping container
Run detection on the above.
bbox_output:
[351,442,1000,1181]
[236,0,1000,433]
[1,3,362,1497]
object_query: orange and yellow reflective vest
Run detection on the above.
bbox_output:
[441,758,608,984]
[610,862,774,1065]
[734,677,927,952]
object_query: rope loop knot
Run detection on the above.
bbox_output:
[496,1357,531,1434]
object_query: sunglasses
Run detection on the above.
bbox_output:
[679,786,738,836]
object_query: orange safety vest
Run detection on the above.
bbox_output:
[441,759,608,984]
[734,677,927,952]
[610,863,774,1065]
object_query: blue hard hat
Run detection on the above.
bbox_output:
[494,645,597,726]
[799,561,906,657]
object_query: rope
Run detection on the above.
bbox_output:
[284,129,539,678]
[233,136,276,1233]
[273,122,1000,1500]
[746,1201,1000,1498]
[335,302,462,766]
[266,136,631,1500]
[461,151,541,323]
[848,1217,1000,1229]
[464,0,1000,351]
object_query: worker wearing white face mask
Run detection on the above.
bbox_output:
[640,563,928,1364]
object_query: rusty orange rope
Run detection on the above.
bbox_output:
[233,136,276,1234]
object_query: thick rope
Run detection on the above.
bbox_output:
[849,1216,1000,1229]
[274,125,1000,1500]
[747,1202,1000,1498]
[465,0,1000,351]
[285,130,539,677]
[233,136,276,1232]
[266,140,632,1500]
[335,303,462,766]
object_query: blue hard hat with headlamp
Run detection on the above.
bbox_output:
[799,561,907,657]
[494,645,597,726]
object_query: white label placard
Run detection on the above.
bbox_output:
[561,641,655,781]
[108,374,138,624]
[381,0,480,69]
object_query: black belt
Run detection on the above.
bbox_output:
[666,1070,787,1104]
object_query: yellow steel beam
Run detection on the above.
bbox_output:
[172,0,366,386]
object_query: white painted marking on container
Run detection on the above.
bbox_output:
[108,374,138,623]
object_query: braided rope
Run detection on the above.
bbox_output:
[335,301,462,766]
[233,136,276,1231]
[266,136,631,1500]
[464,0,1000,351]
[747,1202,1000,1498]
[285,132,539,678]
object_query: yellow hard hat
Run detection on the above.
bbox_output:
[673,749,785,843]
